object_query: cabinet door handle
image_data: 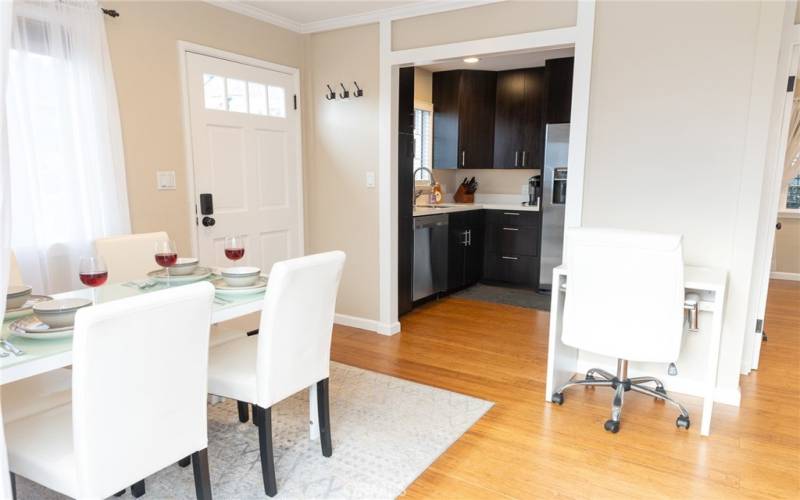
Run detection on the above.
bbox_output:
[461,150,465,167]
[503,212,520,216]
[501,256,519,261]
[521,150,527,167]
[461,230,469,246]
[467,229,472,246]
[514,151,519,167]
[502,227,519,231]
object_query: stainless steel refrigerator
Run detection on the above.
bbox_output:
[539,123,570,291]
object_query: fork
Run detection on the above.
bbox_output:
[0,339,23,356]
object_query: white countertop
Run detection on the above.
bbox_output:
[413,193,539,217]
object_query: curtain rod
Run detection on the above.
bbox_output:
[102,8,119,18]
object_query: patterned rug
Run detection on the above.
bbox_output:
[14,362,493,499]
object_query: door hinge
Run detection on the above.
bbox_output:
[293,94,297,110]
[788,76,795,93]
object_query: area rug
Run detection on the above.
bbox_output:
[14,362,493,499]
[453,282,552,311]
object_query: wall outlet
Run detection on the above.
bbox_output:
[157,171,177,190]
[366,171,376,188]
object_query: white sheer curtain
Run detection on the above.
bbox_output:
[7,0,130,294]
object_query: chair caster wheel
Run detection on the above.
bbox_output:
[551,392,564,405]
[655,386,666,395]
[604,419,620,433]
[676,415,690,429]
[585,374,595,381]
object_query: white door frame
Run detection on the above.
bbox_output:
[743,4,799,372]
[377,2,596,334]
[176,41,305,259]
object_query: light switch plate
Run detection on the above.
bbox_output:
[157,171,177,190]
[366,171,376,188]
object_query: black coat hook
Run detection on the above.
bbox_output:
[339,82,350,99]
[325,84,336,100]
[353,81,363,97]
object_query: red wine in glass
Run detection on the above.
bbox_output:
[155,252,178,267]
[79,271,108,287]
[224,248,245,261]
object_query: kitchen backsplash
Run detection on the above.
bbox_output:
[433,168,540,198]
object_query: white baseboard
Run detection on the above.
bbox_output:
[770,271,800,281]
[334,313,401,336]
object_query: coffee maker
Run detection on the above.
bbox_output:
[527,174,541,207]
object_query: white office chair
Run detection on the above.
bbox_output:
[551,228,690,433]
[4,282,215,499]
[207,251,346,497]
[94,231,251,347]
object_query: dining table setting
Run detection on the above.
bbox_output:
[1,236,267,385]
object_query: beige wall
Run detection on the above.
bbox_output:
[582,0,783,390]
[392,0,577,51]
[304,24,381,321]
[774,216,800,274]
[413,67,432,104]
[103,1,305,254]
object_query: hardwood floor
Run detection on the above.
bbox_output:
[330,280,800,498]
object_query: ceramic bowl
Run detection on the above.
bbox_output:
[221,266,261,287]
[170,257,199,276]
[6,285,33,310]
[33,298,92,328]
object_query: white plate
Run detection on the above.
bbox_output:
[212,276,267,296]
[4,295,52,320]
[147,267,212,283]
[8,317,73,339]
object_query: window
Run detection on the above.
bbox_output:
[203,73,287,117]
[413,104,433,182]
[787,175,800,210]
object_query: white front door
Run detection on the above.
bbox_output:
[185,51,302,273]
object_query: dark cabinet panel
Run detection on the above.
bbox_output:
[483,254,539,287]
[398,67,415,316]
[493,68,544,169]
[432,70,496,169]
[485,209,539,228]
[485,225,539,257]
[544,57,574,124]
[447,210,484,291]
[482,209,541,288]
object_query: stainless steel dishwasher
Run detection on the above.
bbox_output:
[413,214,448,302]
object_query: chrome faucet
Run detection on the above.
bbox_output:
[412,167,435,207]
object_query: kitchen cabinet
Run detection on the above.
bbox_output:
[544,57,574,124]
[493,68,545,169]
[398,67,415,315]
[432,70,496,169]
[447,210,484,291]
[482,209,540,288]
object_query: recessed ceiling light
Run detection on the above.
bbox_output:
[463,57,480,64]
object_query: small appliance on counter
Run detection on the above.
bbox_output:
[526,174,541,207]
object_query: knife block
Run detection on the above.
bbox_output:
[453,185,474,203]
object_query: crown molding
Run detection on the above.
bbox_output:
[206,0,504,35]
[206,1,302,33]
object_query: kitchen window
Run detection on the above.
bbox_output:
[413,102,433,182]
[786,175,800,210]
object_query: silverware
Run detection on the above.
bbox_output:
[0,351,8,358]
[0,339,24,356]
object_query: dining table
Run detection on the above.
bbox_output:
[0,275,323,440]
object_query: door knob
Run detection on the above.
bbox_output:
[776,222,782,230]
[202,216,216,227]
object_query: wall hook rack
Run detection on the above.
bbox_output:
[325,84,336,100]
[339,82,350,99]
[353,81,364,97]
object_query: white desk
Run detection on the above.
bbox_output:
[544,265,728,436]
[1,279,321,440]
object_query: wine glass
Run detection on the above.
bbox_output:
[79,256,108,304]
[224,236,245,263]
[154,240,178,285]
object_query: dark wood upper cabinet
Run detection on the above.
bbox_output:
[493,67,544,169]
[544,57,574,124]
[432,70,496,169]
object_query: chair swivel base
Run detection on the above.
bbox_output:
[551,363,690,433]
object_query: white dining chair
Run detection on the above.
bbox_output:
[207,251,346,497]
[4,282,215,499]
[93,231,252,346]
[0,402,12,500]
[551,227,690,433]
[9,251,22,285]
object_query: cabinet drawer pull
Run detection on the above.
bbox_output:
[502,227,519,231]
[503,212,520,216]
[461,150,465,167]
[514,151,519,167]
[501,256,518,261]
[521,150,528,167]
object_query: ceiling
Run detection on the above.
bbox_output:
[420,47,575,73]
[207,0,499,33]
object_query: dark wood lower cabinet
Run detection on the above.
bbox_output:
[482,209,541,288]
[447,210,484,291]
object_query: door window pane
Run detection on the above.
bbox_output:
[226,78,247,113]
[787,175,800,209]
[267,85,286,118]
[248,82,267,115]
[203,74,225,110]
